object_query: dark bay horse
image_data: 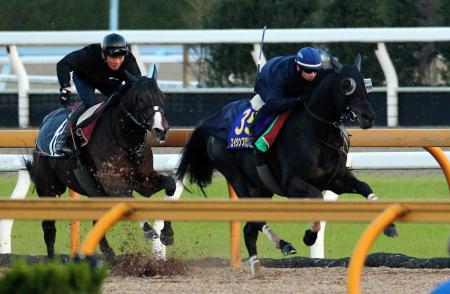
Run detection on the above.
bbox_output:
[25,68,176,260]
[176,55,397,272]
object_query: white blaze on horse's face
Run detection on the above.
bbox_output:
[151,106,166,143]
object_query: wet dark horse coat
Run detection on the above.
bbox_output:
[176,56,397,271]
[25,69,176,260]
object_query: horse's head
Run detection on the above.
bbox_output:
[123,66,169,143]
[331,55,375,129]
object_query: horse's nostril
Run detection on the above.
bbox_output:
[152,128,166,142]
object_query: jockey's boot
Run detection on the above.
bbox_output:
[59,103,87,155]
[248,111,262,147]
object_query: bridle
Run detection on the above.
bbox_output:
[119,82,165,131]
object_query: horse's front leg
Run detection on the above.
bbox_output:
[284,176,325,247]
[134,171,177,249]
[330,170,398,237]
[135,171,176,197]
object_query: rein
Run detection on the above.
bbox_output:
[303,102,349,154]
[303,102,350,188]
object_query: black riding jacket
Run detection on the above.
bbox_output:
[56,44,141,97]
[255,55,315,114]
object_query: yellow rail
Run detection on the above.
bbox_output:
[80,203,132,255]
[3,128,450,147]
[347,204,408,294]
[1,199,450,222]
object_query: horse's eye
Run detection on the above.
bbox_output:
[340,78,356,96]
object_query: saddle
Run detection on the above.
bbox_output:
[36,103,106,157]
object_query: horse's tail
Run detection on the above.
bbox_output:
[176,125,214,196]
[23,153,36,184]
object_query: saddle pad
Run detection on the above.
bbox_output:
[35,108,69,157]
[227,106,255,149]
[76,103,106,146]
[76,103,103,127]
[226,106,277,150]
[254,109,293,152]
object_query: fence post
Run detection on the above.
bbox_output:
[69,190,80,255]
[374,42,398,127]
[0,169,31,253]
[6,45,29,128]
[227,183,241,268]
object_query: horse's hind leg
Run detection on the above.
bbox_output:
[32,155,65,259]
[93,220,116,262]
[261,224,296,256]
[243,222,263,274]
[42,220,56,258]
[330,170,398,237]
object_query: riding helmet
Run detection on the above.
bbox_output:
[295,47,322,71]
[101,33,129,57]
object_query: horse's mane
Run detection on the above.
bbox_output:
[105,82,134,107]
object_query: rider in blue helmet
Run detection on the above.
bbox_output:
[249,47,323,144]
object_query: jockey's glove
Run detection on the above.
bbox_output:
[59,88,71,105]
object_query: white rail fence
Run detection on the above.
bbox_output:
[1,27,449,127]
[1,151,449,258]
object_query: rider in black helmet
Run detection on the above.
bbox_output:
[56,33,141,155]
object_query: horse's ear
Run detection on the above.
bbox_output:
[124,70,138,83]
[149,64,158,81]
[330,56,343,73]
[354,54,362,71]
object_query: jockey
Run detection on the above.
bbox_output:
[249,47,322,144]
[56,33,141,155]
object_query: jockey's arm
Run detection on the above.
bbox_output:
[56,49,85,89]
[260,87,303,114]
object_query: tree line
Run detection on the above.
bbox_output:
[1,0,448,86]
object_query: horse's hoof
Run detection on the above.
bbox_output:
[281,243,297,256]
[164,177,176,196]
[303,229,318,246]
[384,224,398,237]
[160,225,174,246]
[249,255,261,275]
[143,228,160,241]
[103,250,116,264]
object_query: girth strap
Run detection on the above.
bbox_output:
[254,150,285,196]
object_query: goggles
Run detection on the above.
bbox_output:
[104,47,129,57]
[302,67,319,74]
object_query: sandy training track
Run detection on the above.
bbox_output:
[103,265,450,294]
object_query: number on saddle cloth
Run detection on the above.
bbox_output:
[227,105,256,149]
[227,106,276,150]
[227,107,293,152]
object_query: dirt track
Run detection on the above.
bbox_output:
[102,265,450,294]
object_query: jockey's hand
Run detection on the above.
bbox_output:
[59,88,71,105]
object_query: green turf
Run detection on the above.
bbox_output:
[1,173,449,259]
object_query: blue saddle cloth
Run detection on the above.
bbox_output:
[203,99,251,142]
[202,99,274,149]
[36,108,70,157]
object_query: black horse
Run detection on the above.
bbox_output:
[176,55,397,273]
[25,68,176,261]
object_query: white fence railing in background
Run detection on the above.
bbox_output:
[1,27,449,127]
[1,151,449,258]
